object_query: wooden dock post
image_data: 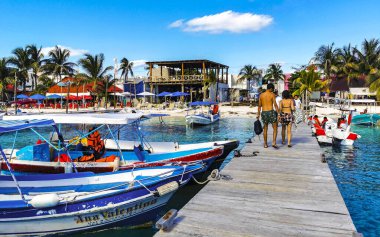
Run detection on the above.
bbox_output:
[154,123,357,237]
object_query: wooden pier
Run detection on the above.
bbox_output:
[155,123,357,237]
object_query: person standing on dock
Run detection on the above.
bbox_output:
[257,83,279,148]
[279,90,295,147]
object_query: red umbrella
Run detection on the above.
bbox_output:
[67,95,80,100]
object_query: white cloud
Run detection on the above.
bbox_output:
[131,59,147,68]
[41,45,88,57]
[169,19,184,28]
[169,10,273,34]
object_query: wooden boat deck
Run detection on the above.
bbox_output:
[154,123,358,237]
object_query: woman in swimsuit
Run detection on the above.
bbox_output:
[279,90,295,147]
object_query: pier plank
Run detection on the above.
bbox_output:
[155,123,356,237]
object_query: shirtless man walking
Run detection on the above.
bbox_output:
[257,83,279,148]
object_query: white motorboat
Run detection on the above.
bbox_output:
[186,101,220,126]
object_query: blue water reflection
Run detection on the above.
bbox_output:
[323,126,380,237]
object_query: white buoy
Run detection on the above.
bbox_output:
[29,193,60,209]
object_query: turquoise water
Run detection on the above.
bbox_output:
[323,126,380,237]
[1,117,378,236]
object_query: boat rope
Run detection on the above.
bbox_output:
[180,164,186,183]
[191,169,221,185]
[106,124,125,162]
[10,130,18,159]
[0,145,26,202]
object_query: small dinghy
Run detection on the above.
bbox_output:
[186,101,220,126]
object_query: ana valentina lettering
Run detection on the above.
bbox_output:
[75,199,157,224]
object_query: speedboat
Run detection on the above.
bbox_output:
[315,121,336,146]
[351,113,380,126]
[186,101,220,126]
[331,113,361,146]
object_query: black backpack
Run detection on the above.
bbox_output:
[254,119,263,135]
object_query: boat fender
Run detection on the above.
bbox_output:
[29,193,60,209]
[155,181,179,197]
[112,157,120,172]
[155,209,178,231]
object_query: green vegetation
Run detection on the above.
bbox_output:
[238,65,262,90]
[311,38,380,100]
[0,45,129,105]
[263,63,284,84]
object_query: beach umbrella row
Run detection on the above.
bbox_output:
[157,91,190,97]
[15,94,93,100]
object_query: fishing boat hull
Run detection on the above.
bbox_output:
[0,182,188,236]
[351,114,380,126]
[0,166,200,236]
[105,139,239,171]
[1,146,223,174]
[186,114,220,126]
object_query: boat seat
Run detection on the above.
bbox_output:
[134,146,145,162]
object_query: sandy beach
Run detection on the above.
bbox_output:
[9,102,380,119]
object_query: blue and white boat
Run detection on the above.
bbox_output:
[351,113,380,126]
[186,101,220,126]
[1,114,225,174]
[0,119,204,236]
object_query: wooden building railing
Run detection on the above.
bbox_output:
[148,75,204,84]
[148,75,227,84]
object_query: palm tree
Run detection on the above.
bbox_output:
[70,73,89,111]
[78,53,113,108]
[27,44,45,90]
[238,65,262,91]
[202,70,217,100]
[0,57,13,101]
[314,43,340,84]
[292,67,328,113]
[119,58,134,98]
[9,47,31,91]
[119,58,134,82]
[353,39,380,100]
[34,75,54,95]
[44,46,76,82]
[336,44,360,86]
[263,63,284,83]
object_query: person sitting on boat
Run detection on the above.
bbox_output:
[337,117,347,129]
[321,117,329,129]
[313,115,321,126]
[360,108,368,114]
[87,127,105,159]
[211,104,219,115]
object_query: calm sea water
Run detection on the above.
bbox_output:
[323,125,380,237]
[0,117,378,237]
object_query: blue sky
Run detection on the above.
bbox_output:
[0,0,379,75]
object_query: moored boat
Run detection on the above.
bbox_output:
[0,165,203,236]
[186,101,220,126]
[351,113,380,126]
[0,119,205,235]
[2,113,238,174]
